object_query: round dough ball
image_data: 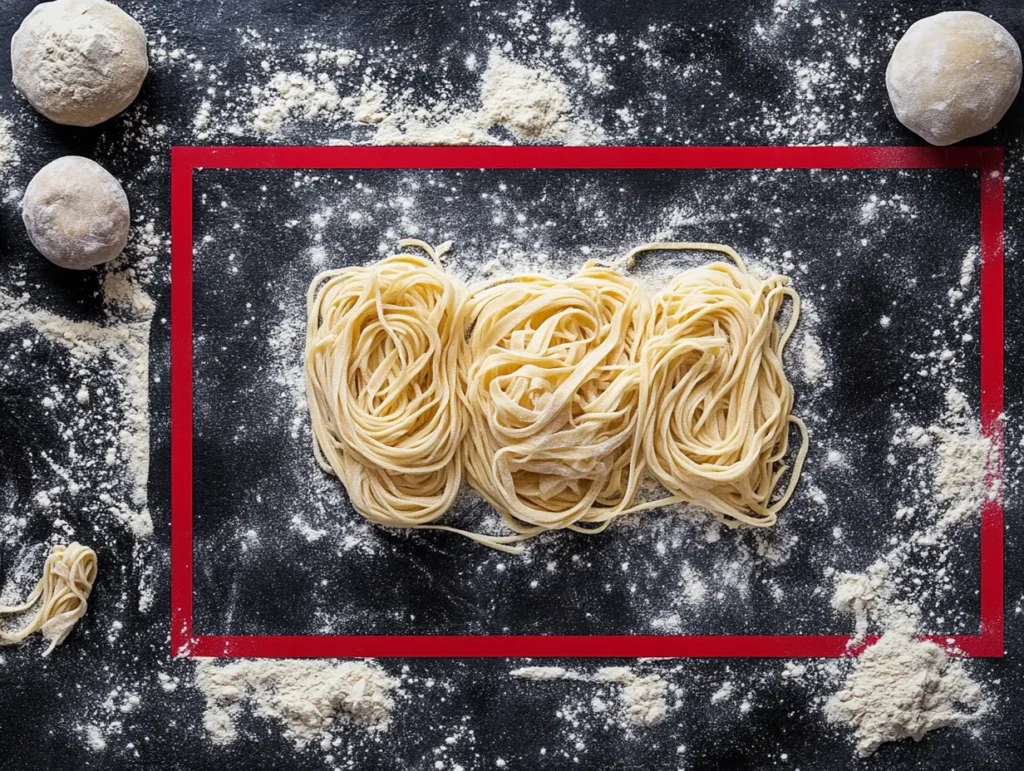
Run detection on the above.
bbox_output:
[22,156,130,270]
[11,0,149,127]
[886,12,1021,146]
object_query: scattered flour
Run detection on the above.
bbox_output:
[290,515,327,542]
[821,234,996,757]
[511,665,671,727]
[931,389,992,531]
[372,51,596,145]
[825,621,986,757]
[195,659,398,747]
[748,4,877,145]
[0,117,17,176]
[781,662,807,680]
[680,563,708,606]
[710,681,735,704]
[959,247,978,290]
[595,667,670,727]
[253,72,343,135]
[828,377,995,754]
[194,34,599,146]
[832,385,993,640]
[84,724,107,752]
[0,288,154,540]
[510,666,569,681]
[477,53,573,139]
[802,333,827,383]
[832,567,896,640]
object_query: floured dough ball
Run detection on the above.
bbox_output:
[11,0,149,127]
[886,12,1021,146]
[22,156,130,270]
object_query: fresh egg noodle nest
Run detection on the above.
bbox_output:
[463,260,649,536]
[305,241,807,553]
[0,542,98,655]
[305,241,469,525]
[636,244,807,527]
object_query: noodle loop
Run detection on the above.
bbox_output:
[462,263,649,535]
[0,542,98,655]
[305,240,468,527]
[629,243,808,527]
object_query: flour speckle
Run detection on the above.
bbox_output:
[802,333,827,383]
[195,659,398,747]
[825,622,987,757]
[512,665,673,727]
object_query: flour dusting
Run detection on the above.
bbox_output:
[0,118,17,176]
[511,665,672,727]
[372,51,595,145]
[825,620,987,757]
[802,333,827,383]
[195,659,398,747]
[0,287,154,541]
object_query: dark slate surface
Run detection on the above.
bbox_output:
[0,1,1021,769]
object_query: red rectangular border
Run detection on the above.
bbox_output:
[170,146,1004,658]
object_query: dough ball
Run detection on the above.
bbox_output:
[11,0,149,127]
[22,156,130,270]
[886,12,1021,146]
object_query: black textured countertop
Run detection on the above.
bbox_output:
[0,1,1021,769]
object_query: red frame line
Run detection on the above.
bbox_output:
[170,146,1004,659]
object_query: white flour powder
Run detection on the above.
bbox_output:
[932,389,992,530]
[253,72,344,135]
[828,384,994,753]
[833,383,994,640]
[195,659,398,748]
[511,665,672,727]
[595,667,670,726]
[371,51,594,145]
[0,118,17,176]
[819,235,997,755]
[825,620,986,757]
[84,724,108,752]
[197,38,598,146]
[0,287,154,540]
[802,333,827,383]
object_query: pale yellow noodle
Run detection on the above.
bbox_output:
[461,261,655,536]
[307,239,808,551]
[0,542,98,656]
[623,242,808,527]
[305,239,524,552]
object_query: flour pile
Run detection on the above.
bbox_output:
[510,665,672,727]
[252,70,346,135]
[0,118,16,174]
[595,667,671,726]
[825,621,986,757]
[372,51,584,145]
[831,384,994,640]
[195,659,398,748]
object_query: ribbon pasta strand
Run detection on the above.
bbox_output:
[0,542,98,655]
[624,242,809,527]
[305,240,808,551]
[461,262,652,536]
